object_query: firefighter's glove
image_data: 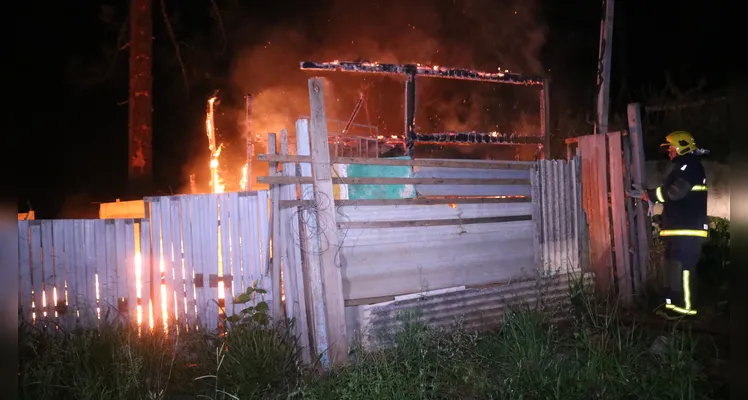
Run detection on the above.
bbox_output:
[646,199,655,217]
[627,184,647,200]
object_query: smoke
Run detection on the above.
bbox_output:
[184,0,548,190]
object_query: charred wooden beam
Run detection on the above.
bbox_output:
[300,61,543,86]
[405,71,417,157]
[414,132,543,145]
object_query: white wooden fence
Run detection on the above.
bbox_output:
[18,192,271,332]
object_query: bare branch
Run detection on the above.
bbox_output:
[101,15,130,83]
[160,0,190,95]
[209,0,227,55]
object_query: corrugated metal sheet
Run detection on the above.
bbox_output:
[533,158,587,272]
[345,271,593,349]
[336,202,535,300]
[413,160,534,197]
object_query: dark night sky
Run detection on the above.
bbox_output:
[17,0,727,219]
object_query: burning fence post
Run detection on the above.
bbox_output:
[189,174,196,194]
[241,94,254,191]
[540,78,552,160]
[404,69,417,158]
[206,95,224,193]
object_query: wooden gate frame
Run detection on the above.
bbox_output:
[563,107,652,305]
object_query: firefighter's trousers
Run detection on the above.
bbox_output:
[663,236,705,315]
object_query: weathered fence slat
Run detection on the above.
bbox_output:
[92,220,108,324]
[607,132,633,304]
[257,191,272,299]
[51,220,66,329]
[170,198,186,328]
[192,195,208,329]
[236,194,253,295]
[228,191,244,316]
[204,194,221,332]
[19,221,32,323]
[139,219,152,328]
[158,198,175,326]
[219,193,233,321]
[179,196,197,330]
[81,220,97,328]
[62,221,77,329]
[124,220,137,323]
[149,204,164,328]
[30,223,44,323]
[41,221,55,330]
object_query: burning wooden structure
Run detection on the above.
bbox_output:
[300,60,551,159]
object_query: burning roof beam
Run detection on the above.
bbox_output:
[414,132,543,145]
[300,61,543,86]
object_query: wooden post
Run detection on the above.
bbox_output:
[622,135,642,294]
[607,132,632,305]
[626,103,652,288]
[280,129,311,363]
[296,118,330,367]
[308,78,348,366]
[267,133,283,321]
[595,0,615,135]
[540,79,552,159]
[404,70,417,158]
[128,0,153,190]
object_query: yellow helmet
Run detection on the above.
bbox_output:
[662,130,698,155]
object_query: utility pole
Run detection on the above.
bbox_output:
[128,0,153,192]
[595,0,615,135]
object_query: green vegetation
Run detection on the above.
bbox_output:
[19,273,727,400]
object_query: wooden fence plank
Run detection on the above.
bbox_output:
[72,221,86,327]
[170,198,186,328]
[179,196,198,330]
[139,219,152,329]
[124,220,137,324]
[192,195,208,329]
[219,193,233,321]
[29,222,43,324]
[41,221,55,329]
[18,221,32,323]
[81,220,97,328]
[158,197,175,326]
[257,191,271,301]
[237,194,254,296]
[62,221,77,329]
[51,220,66,329]
[204,193,220,332]
[228,191,244,316]
[91,220,108,324]
[114,219,128,322]
[268,132,283,320]
[258,154,534,170]
[607,132,633,304]
[102,221,116,320]
[149,203,164,329]
[281,130,311,363]
[296,117,329,365]
[248,195,264,300]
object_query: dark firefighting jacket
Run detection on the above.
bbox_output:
[646,153,708,238]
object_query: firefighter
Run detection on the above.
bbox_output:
[628,131,709,319]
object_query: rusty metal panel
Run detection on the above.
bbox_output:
[534,158,585,273]
[578,135,613,293]
[346,272,594,349]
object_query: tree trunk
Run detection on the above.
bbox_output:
[128,0,153,192]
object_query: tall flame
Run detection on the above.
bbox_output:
[206,96,225,194]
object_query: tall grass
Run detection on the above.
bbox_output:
[19,277,723,400]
